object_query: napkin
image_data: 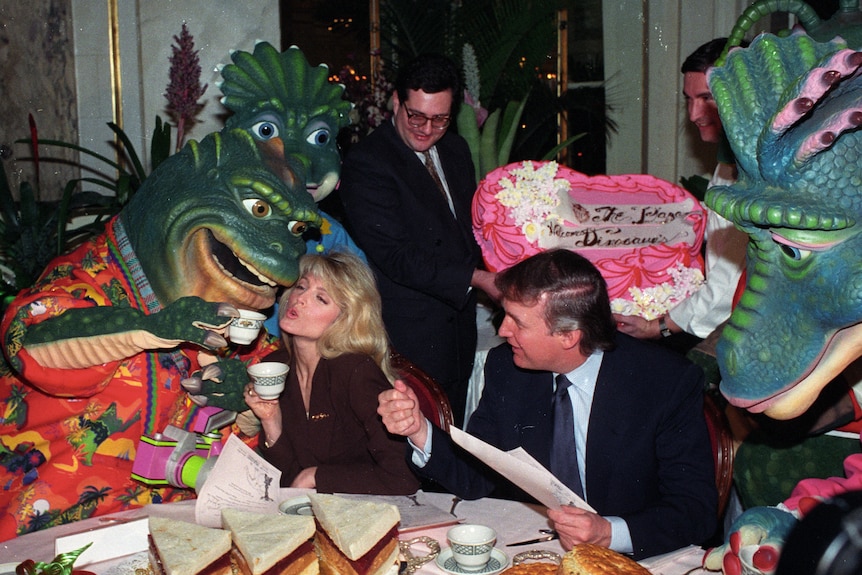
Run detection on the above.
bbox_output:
[54,517,149,567]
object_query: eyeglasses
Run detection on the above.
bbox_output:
[404,106,451,130]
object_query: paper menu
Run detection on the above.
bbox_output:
[194,434,282,527]
[449,427,595,512]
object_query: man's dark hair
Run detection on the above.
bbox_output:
[681,37,749,74]
[394,53,462,108]
[495,249,617,356]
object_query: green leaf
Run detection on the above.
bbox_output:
[55,179,79,257]
[108,122,147,183]
[150,115,172,172]
[18,182,40,230]
[479,109,501,179]
[456,105,482,182]
[18,138,123,172]
[541,133,586,161]
[0,161,21,232]
[496,98,527,166]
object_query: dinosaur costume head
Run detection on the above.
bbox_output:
[219,42,352,202]
[706,32,862,419]
[119,128,322,311]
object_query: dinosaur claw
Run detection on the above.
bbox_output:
[181,377,202,394]
[189,394,209,407]
[201,364,223,381]
[218,303,240,318]
[204,331,228,349]
[723,553,742,575]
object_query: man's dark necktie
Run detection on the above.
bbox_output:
[423,150,448,198]
[550,374,585,498]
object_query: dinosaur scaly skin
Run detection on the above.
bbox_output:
[121,128,321,312]
[706,32,862,420]
[0,128,317,539]
[219,43,352,202]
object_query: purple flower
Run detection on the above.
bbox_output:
[164,23,208,151]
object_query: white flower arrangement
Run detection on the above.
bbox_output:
[495,161,569,242]
[610,262,705,319]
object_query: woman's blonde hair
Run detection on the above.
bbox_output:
[279,252,396,381]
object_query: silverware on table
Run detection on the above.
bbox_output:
[449,496,462,516]
[505,532,559,547]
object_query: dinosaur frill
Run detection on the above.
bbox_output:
[706,32,862,418]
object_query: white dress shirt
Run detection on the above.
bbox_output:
[411,349,634,554]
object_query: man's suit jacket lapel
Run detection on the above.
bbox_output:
[583,353,635,510]
[382,124,458,223]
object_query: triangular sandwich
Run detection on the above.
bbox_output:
[148,516,232,575]
[307,493,401,575]
[221,508,318,575]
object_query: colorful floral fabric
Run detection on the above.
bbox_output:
[0,219,275,540]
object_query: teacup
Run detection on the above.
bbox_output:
[248,362,288,399]
[447,524,497,572]
[228,309,267,345]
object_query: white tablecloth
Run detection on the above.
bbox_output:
[0,490,706,574]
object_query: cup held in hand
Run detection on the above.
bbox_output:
[248,362,288,399]
[228,309,267,345]
[447,524,497,571]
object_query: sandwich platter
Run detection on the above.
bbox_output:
[0,563,18,575]
[436,547,509,575]
[278,495,314,516]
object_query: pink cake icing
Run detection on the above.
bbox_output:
[472,161,706,311]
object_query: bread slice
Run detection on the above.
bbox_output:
[221,508,318,575]
[307,494,400,561]
[558,544,651,575]
[307,494,401,575]
[148,516,232,575]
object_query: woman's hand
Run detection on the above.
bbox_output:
[243,383,282,445]
[291,466,317,488]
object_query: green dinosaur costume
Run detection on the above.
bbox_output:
[698,32,862,572]
[0,128,320,539]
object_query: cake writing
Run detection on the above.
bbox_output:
[584,203,693,225]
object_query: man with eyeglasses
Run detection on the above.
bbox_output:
[340,53,497,426]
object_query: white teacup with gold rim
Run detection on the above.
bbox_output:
[228,309,267,345]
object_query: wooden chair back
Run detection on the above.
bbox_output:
[390,352,454,432]
[703,392,735,519]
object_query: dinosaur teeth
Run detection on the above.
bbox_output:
[212,253,277,288]
[237,255,277,287]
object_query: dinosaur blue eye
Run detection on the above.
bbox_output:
[251,121,279,141]
[771,236,811,261]
[242,199,272,218]
[306,128,330,147]
[778,244,802,259]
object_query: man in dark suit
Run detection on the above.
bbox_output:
[340,54,497,426]
[378,249,717,560]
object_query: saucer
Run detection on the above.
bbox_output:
[436,547,508,575]
[278,495,314,516]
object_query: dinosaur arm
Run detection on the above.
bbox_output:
[21,296,235,370]
[25,331,184,370]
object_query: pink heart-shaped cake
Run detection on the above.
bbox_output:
[472,161,706,318]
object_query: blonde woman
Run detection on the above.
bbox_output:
[244,252,419,494]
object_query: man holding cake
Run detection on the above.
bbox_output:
[378,249,717,560]
[614,38,748,348]
[340,53,497,426]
